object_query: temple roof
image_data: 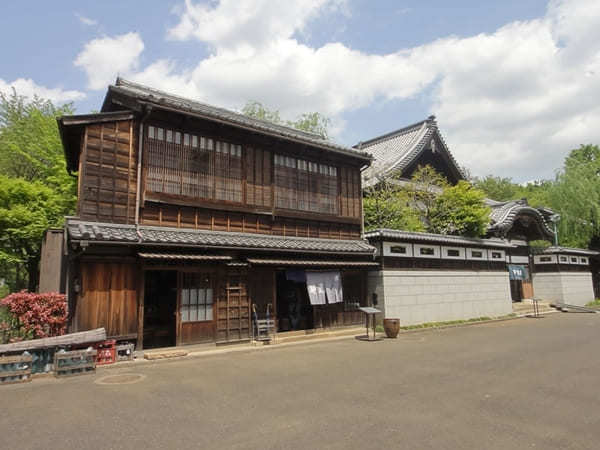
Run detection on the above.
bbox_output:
[357,116,465,186]
[486,199,556,241]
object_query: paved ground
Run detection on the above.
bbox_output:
[2,314,600,450]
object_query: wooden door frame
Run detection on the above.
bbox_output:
[177,267,218,345]
[138,267,180,349]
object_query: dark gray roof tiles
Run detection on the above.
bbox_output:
[69,222,139,242]
[66,220,376,254]
[364,229,515,249]
[358,116,465,184]
[543,246,599,256]
[106,78,372,163]
[486,199,555,239]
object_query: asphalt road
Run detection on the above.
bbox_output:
[2,314,600,450]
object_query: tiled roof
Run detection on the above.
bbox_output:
[365,229,515,248]
[138,253,233,261]
[105,78,371,163]
[364,229,515,249]
[247,259,379,267]
[358,116,465,184]
[68,221,140,242]
[486,199,555,239]
[543,247,599,256]
[67,220,376,255]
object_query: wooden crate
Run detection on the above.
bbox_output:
[0,354,33,385]
[54,349,97,378]
[116,343,135,362]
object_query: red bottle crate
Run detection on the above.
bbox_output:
[94,339,116,365]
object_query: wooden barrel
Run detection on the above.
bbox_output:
[383,319,400,338]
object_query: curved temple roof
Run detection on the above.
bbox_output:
[486,199,556,241]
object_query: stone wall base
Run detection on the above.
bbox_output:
[368,270,512,326]
[532,272,595,306]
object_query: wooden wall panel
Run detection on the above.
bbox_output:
[75,262,138,338]
[79,120,137,224]
[245,147,272,209]
[140,204,362,239]
[216,270,250,343]
[339,166,361,219]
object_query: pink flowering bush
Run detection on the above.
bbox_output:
[0,291,67,339]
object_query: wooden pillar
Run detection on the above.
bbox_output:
[176,270,182,346]
[136,267,145,350]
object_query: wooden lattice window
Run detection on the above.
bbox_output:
[274,154,339,215]
[145,125,242,203]
[181,273,213,322]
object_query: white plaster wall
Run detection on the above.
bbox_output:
[533,272,595,306]
[370,270,512,326]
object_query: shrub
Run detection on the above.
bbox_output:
[0,291,67,339]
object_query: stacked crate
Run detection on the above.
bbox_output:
[54,349,97,378]
[0,354,32,384]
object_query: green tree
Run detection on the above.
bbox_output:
[429,181,491,237]
[363,175,424,232]
[547,144,600,248]
[363,165,449,232]
[473,175,519,201]
[241,101,330,138]
[0,91,77,292]
[405,165,449,227]
[0,176,65,291]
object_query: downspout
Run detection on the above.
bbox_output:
[135,106,152,225]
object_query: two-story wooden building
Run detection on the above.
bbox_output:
[55,78,377,349]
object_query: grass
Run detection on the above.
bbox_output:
[585,299,600,307]
[377,314,517,333]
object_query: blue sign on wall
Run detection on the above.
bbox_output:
[508,264,527,280]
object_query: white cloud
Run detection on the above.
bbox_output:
[74,32,144,90]
[0,78,85,103]
[75,13,98,26]
[75,0,600,180]
[168,0,347,51]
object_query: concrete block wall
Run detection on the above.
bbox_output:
[369,270,513,326]
[533,272,595,306]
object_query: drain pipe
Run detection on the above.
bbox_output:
[135,106,152,225]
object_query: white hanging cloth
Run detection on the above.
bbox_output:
[306,271,343,305]
[324,271,343,304]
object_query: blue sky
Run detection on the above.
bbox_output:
[2,0,599,181]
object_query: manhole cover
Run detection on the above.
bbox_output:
[95,373,146,385]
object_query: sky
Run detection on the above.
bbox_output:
[1,0,599,182]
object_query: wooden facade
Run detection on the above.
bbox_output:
[77,119,137,224]
[57,79,374,350]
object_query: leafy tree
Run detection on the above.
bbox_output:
[241,101,283,125]
[0,92,76,292]
[242,100,331,138]
[547,144,600,248]
[404,165,449,227]
[473,175,552,207]
[429,181,491,237]
[473,175,520,201]
[0,176,65,291]
[363,175,423,232]
[363,165,450,232]
[0,90,75,191]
